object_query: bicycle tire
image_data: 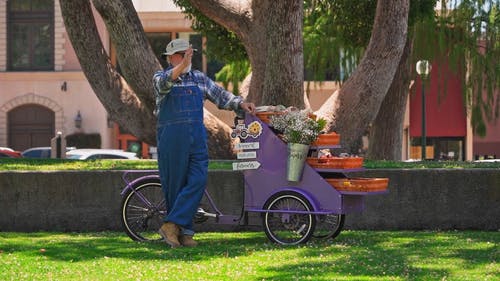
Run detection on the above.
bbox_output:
[312,214,345,239]
[262,191,316,245]
[121,179,166,242]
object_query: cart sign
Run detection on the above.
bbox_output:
[232,161,261,170]
[237,151,257,159]
[234,142,260,150]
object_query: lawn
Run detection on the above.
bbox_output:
[1,158,500,171]
[0,231,498,281]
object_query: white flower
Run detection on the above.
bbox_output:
[270,110,324,145]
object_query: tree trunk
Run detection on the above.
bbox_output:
[320,0,409,154]
[59,0,156,144]
[367,38,413,160]
[59,0,236,158]
[261,0,304,107]
[188,0,304,107]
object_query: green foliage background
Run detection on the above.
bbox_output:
[172,0,499,135]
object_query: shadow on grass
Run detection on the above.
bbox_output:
[260,231,499,280]
[1,230,498,280]
[0,231,269,262]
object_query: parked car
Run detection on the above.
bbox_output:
[0,148,22,158]
[474,159,500,163]
[21,147,52,158]
[21,146,76,158]
[66,149,139,160]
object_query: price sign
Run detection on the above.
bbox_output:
[232,161,261,171]
[237,151,257,159]
[234,142,260,150]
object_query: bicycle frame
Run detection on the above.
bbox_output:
[120,170,241,225]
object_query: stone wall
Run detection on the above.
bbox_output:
[0,169,498,232]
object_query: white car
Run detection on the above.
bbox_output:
[474,159,500,163]
[66,149,139,160]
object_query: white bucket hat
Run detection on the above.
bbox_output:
[161,39,194,57]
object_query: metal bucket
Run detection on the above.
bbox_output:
[287,143,310,182]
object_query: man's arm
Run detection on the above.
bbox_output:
[171,47,193,80]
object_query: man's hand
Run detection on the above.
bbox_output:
[181,47,193,67]
[240,102,256,114]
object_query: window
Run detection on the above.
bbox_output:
[410,137,465,161]
[7,0,54,71]
[146,32,172,69]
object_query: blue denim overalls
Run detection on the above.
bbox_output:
[156,74,208,236]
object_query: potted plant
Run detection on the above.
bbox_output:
[270,110,326,181]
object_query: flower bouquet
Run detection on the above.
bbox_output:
[270,109,326,145]
[270,109,326,181]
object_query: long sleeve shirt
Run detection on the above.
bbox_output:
[153,67,244,117]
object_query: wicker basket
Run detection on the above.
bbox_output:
[306,157,363,169]
[312,132,340,146]
[326,177,389,192]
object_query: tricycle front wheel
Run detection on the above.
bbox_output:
[262,191,316,245]
[121,180,166,242]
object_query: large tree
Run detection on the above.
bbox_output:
[302,0,498,159]
[315,0,409,153]
[60,0,409,157]
[59,0,235,158]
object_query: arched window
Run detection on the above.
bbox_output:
[7,0,54,71]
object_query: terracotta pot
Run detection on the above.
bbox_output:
[255,111,284,124]
[325,177,389,192]
[306,156,363,169]
[312,132,340,146]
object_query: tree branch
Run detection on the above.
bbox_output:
[333,0,409,153]
[59,0,156,144]
[91,0,160,109]
[188,0,252,41]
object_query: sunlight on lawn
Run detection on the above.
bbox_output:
[0,231,498,281]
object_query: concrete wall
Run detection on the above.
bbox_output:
[0,169,498,232]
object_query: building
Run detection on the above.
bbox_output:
[0,0,200,158]
[0,0,498,160]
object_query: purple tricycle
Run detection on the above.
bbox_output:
[120,114,387,245]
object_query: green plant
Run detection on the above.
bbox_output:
[270,110,326,145]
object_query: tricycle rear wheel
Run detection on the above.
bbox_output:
[313,214,345,239]
[262,191,316,245]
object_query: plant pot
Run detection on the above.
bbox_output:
[312,132,340,146]
[287,143,310,182]
[306,156,364,169]
[325,177,389,192]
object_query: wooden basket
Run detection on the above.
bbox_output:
[312,133,340,146]
[325,177,389,192]
[255,111,284,124]
[306,157,364,169]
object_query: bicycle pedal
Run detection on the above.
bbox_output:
[197,209,217,218]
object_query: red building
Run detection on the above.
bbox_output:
[409,60,499,161]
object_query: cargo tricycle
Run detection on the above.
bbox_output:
[120,113,388,245]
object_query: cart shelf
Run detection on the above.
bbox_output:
[240,114,388,214]
[312,167,365,173]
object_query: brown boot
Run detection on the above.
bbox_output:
[159,222,181,248]
[179,235,198,247]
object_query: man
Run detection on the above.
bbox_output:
[153,38,255,248]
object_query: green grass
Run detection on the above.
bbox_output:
[0,231,498,281]
[1,158,499,171]
[0,158,232,171]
